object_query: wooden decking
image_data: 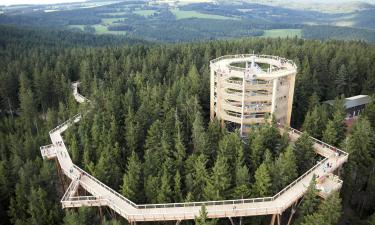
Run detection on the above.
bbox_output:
[40,82,348,222]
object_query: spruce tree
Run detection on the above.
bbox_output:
[185,154,208,201]
[157,162,172,203]
[204,154,230,200]
[195,205,217,225]
[296,176,320,224]
[301,192,342,225]
[192,111,208,155]
[70,136,80,163]
[322,120,338,146]
[121,151,142,203]
[294,132,315,174]
[252,163,271,197]
[173,170,183,202]
[272,146,298,191]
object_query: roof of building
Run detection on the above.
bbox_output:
[325,95,372,109]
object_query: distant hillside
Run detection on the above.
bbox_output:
[302,25,375,42]
[0,25,147,48]
[1,0,375,42]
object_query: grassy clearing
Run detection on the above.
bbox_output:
[106,31,128,35]
[101,18,125,25]
[93,25,108,34]
[101,11,128,16]
[92,25,127,35]
[170,9,236,20]
[261,29,302,38]
[134,9,156,17]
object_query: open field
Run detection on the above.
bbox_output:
[134,9,157,17]
[101,18,124,25]
[262,29,302,38]
[170,9,236,20]
[93,24,108,34]
[100,12,128,16]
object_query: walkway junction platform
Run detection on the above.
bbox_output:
[40,81,348,224]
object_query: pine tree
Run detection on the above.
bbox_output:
[307,92,320,112]
[157,162,172,203]
[296,176,320,224]
[19,88,36,130]
[188,65,201,96]
[27,187,58,225]
[322,120,338,146]
[294,132,315,174]
[252,163,271,197]
[233,140,251,198]
[143,120,164,178]
[195,205,217,225]
[192,111,208,155]
[124,108,141,154]
[94,148,121,189]
[144,175,159,204]
[331,97,347,143]
[70,136,80,163]
[301,192,342,225]
[335,64,348,96]
[185,154,208,201]
[219,132,243,170]
[204,154,230,200]
[121,151,142,202]
[272,146,298,191]
[303,107,320,138]
[173,170,183,202]
[174,128,186,172]
[63,207,93,225]
[207,119,223,160]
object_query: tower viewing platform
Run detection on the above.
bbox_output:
[210,54,297,137]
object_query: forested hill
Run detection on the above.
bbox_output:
[1,29,375,225]
[0,25,148,48]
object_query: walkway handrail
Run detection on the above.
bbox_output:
[73,165,138,208]
[210,54,297,72]
[49,113,82,135]
[61,178,79,202]
[288,127,348,156]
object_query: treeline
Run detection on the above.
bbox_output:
[0,28,375,225]
[302,25,375,43]
[0,25,147,48]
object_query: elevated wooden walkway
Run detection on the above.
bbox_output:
[40,82,348,223]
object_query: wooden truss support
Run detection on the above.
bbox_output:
[287,200,299,225]
[270,214,281,225]
[228,217,235,225]
[98,206,103,225]
[270,214,276,225]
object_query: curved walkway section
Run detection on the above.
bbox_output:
[40,81,348,223]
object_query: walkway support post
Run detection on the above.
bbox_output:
[270,214,276,225]
[287,200,299,225]
[99,206,103,225]
[54,157,66,193]
[229,217,235,225]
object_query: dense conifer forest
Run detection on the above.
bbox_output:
[1,26,375,225]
